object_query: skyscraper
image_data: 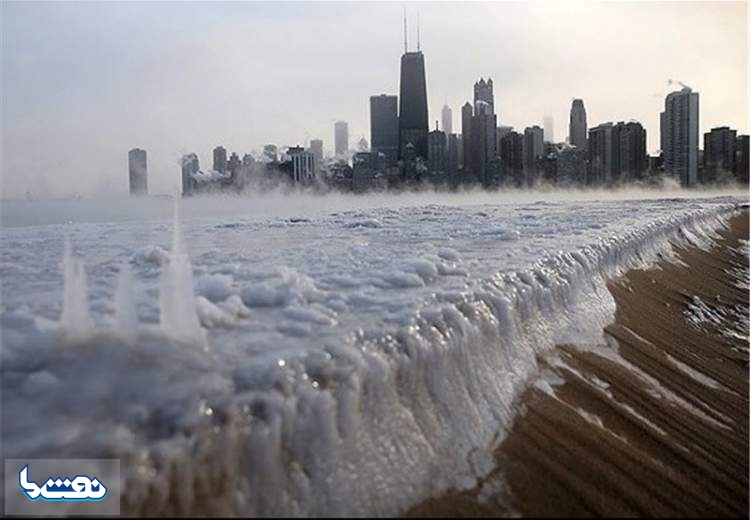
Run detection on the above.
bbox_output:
[543,116,554,143]
[618,121,647,181]
[370,95,399,164]
[398,51,429,159]
[309,139,324,175]
[181,153,199,197]
[556,145,588,186]
[569,99,587,150]
[441,104,453,138]
[287,146,315,184]
[588,123,615,185]
[496,125,513,155]
[334,121,349,157]
[473,78,494,114]
[737,135,749,184]
[228,152,241,178]
[523,126,544,185]
[427,126,446,173]
[213,146,227,173]
[461,102,473,174]
[470,100,497,184]
[704,126,737,182]
[128,148,148,196]
[499,131,524,186]
[661,87,699,187]
[446,133,459,174]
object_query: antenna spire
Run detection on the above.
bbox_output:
[403,8,407,53]
[417,12,420,51]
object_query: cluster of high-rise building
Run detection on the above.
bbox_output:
[127,25,748,197]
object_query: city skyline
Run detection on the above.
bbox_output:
[2,1,748,197]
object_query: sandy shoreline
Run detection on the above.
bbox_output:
[407,210,749,517]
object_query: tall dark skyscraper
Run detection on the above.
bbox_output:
[228,152,241,177]
[523,126,544,185]
[128,148,148,196]
[213,146,227,173]
[370,94,399,164]
[618,121,647,181]
[427,125,446,173]
[470,100,497,184]
[446,133,459,174]
[703,126,737,182]
[461,102,473,173]
[661,87,699,187]
[398,50,429,159]
[500,131,524,185]
[569,99,587,150]
[589,121,646,185]
[737,135,750,184]
[588,122,614,185]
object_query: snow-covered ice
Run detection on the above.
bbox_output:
[0,191,745,516]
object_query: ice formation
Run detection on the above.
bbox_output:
[0,193,746,516]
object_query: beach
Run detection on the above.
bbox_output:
[408,209,749,517]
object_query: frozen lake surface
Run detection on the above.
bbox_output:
[1,191,745,515]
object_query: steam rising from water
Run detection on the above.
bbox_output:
[114,262,137,345]
[60,238,94,342]
[158,198,207,347]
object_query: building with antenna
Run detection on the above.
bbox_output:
[428,121,446,174]
[398,11,429,160]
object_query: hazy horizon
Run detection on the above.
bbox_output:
[2,0,748,198]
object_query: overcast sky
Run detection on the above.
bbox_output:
[2,1,747,198]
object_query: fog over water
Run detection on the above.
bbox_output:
[2,186,747,228]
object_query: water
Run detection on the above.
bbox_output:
[0,191,745,515]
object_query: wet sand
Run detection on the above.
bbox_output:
[407,209,749,518]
